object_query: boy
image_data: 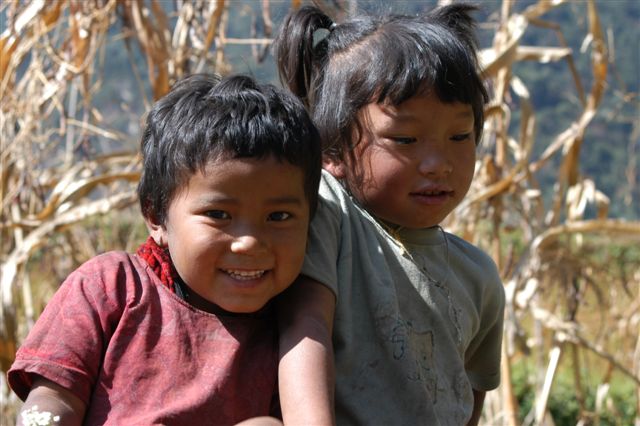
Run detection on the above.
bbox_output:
[8,74,321,425]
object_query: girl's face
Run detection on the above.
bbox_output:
[147,156,310,313]
[326,92,476,229]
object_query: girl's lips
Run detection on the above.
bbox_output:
[409,190,453,205]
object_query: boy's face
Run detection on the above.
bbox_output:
[328,92,476,229]
[150,156,309,313]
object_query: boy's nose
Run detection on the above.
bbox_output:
[230,234,268,255]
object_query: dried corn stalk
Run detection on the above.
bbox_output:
[1,0,638,424]
[445,0,639,424]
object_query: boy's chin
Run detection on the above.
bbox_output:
[209,298,270,315]
[184,286,269,315]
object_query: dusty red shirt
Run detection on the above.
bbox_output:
[8,251,279,425]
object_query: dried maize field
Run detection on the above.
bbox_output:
[1,0,638,424]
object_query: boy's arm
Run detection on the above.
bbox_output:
[277,275,336,426]
[17,377,86,426]
[466,389,486,426]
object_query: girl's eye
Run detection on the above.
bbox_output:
[205,210,230,220]
[390,136,417,145]
[451,133,472,142]
[268,212,292,222]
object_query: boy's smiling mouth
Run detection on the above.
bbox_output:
[221,269,267,280]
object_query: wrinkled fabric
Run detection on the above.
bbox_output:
[9,251,279,425]
[302,172,505,426]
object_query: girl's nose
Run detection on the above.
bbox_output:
[418,149,453,176]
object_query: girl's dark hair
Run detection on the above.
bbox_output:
[274,3,489,163]
[138,74,322,224]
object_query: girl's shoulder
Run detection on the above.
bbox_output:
[445,233,497,269]
[443,232,504,299]
[318,170,349,204]
[313,171,357,226]
[317,171,377,225]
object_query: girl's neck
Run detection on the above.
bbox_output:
[377,219,443,245]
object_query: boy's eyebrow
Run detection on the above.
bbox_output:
[454,110,474,119]
[265,196,306,206]
[197,195,306,206]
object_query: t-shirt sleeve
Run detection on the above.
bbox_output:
[464,256,506,391]
[8,257,123,404]
[300,175,344,298]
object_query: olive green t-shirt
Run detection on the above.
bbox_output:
[302,172,505,426]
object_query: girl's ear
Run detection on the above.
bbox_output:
[323,157,347,179]
[144,214,168,247]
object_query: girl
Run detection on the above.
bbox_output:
[275,3,505,426]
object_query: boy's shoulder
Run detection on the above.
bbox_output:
[78,250,137,266]
[72,250,146,278]
[64,250,157,297]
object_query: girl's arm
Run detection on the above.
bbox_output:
[466,389,486,426]
[17,377,86,426]
[277,275,336,426]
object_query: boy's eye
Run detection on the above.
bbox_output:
[451,133,472,142]
[205,210,230,220]
[390,136,417,145]
[267,212,292,222]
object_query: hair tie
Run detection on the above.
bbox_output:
[313,24,334,48]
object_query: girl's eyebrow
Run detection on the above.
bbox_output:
[379,106,473,121]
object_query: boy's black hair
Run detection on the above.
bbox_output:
[138,74,322,224]
[275,3,489,163]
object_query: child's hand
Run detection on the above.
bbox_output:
[17,378,86,426]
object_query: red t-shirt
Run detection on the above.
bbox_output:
[8,251,279,425]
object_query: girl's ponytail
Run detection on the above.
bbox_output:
[427,4,480,61]
[274,6,333,107]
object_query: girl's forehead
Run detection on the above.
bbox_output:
[373,94,473,120]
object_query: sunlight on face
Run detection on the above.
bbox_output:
[156,156,310,313]
[342,92,476,229]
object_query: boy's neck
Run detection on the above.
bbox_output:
[173,277,273,317]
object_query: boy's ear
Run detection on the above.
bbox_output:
[323,158,347,179]
[144,214,168,247]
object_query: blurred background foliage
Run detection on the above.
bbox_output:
[1,0,639,424]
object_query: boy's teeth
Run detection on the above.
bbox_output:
[223,269,266,280]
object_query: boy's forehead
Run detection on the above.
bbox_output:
[200,155,307,185]
[173,155,307,197]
